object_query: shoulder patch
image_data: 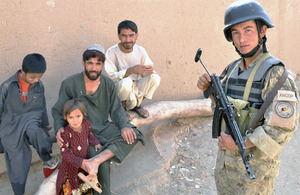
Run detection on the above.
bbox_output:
[275,102,294,118]
[277,90,297,102]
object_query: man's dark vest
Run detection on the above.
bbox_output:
[223,55,284,108]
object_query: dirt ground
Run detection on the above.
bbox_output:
[109,78,300,195]
[0,117,299,195]
[0,80,299,195]
[110,116,300,195]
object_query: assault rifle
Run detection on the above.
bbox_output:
[195,48,255,179]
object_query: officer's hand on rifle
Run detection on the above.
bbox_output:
[218,132,238,150]
[197,73,211,92]
[219,132,255,151]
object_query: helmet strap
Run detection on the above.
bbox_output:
[262,36,268,53]
[234,43,261,58]
[257,20,268,53]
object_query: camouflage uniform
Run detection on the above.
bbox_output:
[214,53,299,195]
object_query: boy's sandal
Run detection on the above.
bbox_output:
[43,157,60,178]
[43,157,60,169]
[131,105,149,118]
[78,172,102,193]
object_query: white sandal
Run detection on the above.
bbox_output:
[78,172,102,193]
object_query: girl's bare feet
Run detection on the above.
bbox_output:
[81,158,99,175]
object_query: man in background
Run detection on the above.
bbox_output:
[104,20,161,120]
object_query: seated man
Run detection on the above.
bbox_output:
[104,20,161,119]
[0,53,59,195]
[52,44,145,195]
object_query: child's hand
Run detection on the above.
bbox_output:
[95,144,101,152]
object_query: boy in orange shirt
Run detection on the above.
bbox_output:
[0,53,59,195]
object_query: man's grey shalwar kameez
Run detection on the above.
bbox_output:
[52,72,145,195]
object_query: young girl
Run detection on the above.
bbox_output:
[56,99,102,195]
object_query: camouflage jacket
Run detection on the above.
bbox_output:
[217,52,299,182]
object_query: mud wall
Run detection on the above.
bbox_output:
[0,0,299,111]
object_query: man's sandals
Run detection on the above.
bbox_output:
[131,105,149,118]
[78,172,102,193]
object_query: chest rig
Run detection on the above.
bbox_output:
[219,53,284,136]
[224,53,283,108]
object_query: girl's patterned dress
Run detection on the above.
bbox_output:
[56,119,100,195]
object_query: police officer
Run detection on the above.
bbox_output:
[197,0,299,194]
